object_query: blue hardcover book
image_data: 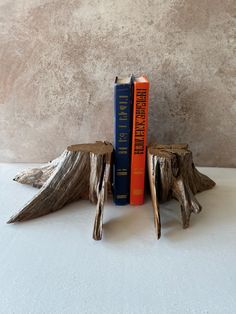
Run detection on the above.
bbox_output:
[113,76,133,205]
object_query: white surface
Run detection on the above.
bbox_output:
[0,164,236,314]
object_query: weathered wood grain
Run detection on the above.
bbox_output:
[8,141,113,240]
[147,144,215,238]
[9,142,216,241]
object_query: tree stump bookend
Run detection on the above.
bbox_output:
[8,142,215,241]
[7,141,113,241]
[147,144,216,238]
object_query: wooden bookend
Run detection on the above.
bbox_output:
[7,141,113,241]
[147,144,216,239]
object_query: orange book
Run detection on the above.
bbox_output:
[130,76,149,205]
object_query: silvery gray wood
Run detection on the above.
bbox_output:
[8,142,113,240]
[13,157,60,188]
[147,144,216,239]
[8,142,216,240]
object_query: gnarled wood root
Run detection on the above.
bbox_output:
[147,144,215,239]
[8,141,113,240]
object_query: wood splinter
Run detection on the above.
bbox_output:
[7,141,113,240]
[147,144,216,239]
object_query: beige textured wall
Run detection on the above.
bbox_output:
[0,0,235,166]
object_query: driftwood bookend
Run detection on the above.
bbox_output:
[7,141,113,240]
[8,141,215,241]
[147,144,216,239]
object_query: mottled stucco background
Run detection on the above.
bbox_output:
[0,0,235,166]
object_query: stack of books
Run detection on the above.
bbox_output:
[113,75,149,205]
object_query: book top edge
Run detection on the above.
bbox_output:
[115,76,132,84]
[134,75,149,83]
[114,75,149,84]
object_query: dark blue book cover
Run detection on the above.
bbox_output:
[113,76,133,205]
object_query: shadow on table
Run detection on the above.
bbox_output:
[161,184,231,243]
[103,206,154,243]
[103,183,231,243]
[6,182,231,244]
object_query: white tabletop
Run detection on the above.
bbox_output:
[0,164,236,314]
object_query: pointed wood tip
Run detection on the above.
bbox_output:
[7,217,16,224]
[7,210,30,224]
[157,224,161,239]
[13,174,20,182]
[93,234,102,241]
[198,173,216,192]
[203,175,216,189]
[7,212,25,223]
[155,220,161,240]
[210,180,216,188]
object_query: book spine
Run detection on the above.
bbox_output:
[113,81,132,205]
[130,80,149,205]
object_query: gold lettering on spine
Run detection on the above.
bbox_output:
[117,94,129,158]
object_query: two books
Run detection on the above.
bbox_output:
[113,75,149,206]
